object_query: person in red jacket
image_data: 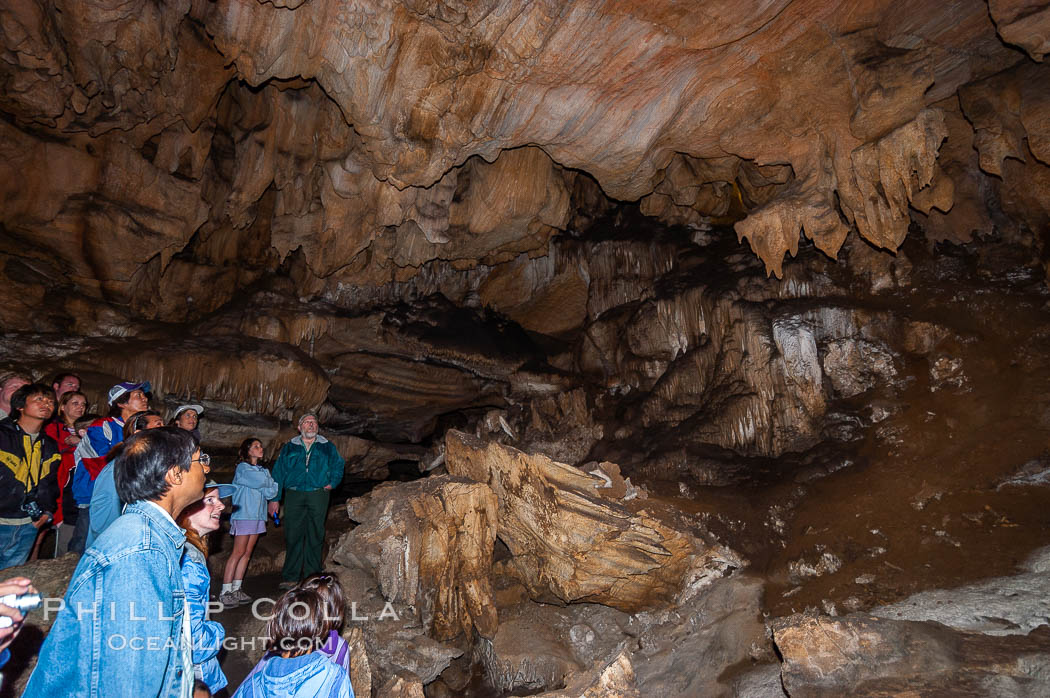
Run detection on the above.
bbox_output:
[42,390,87,556]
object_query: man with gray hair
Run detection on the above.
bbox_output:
[0,373,30,421]
[271,413,344,589]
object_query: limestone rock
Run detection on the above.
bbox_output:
[477,573,767,697]
[2,0,1042,306]
[474,602,631,694]
[536,651,641,698]
[444,430,743,612]
[73,335,330,419]
[989,0,1050,61]
[728,664,788,698]
[325,564,464,687]
[629,574,770,697]
[770,612,1050,696]
[377,673,425,698]
[872,546,1050,636]
[822,339,898,398]
[334,476,499,641]
[344,626,373,698]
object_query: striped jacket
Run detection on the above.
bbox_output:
[0,417,60,520]
[73,416,125,480]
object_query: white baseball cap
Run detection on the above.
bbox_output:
[173,404,204,419]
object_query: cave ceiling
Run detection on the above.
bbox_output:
[1,0,1049,450]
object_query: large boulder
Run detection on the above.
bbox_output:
[333,475,499,642]
[318,563,464,690]
[475,602,632,694]
[535,651,641,698]
[476,572,769,696]
[444,430,743,612]
[770,612,1050,696]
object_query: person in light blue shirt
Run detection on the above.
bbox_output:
[222,437,279,607]
[85,410,163,548]
[23,427,208,698]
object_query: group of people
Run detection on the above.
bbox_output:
[0,371,350,696]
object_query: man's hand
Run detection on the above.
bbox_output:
[0,577,35,651]
[32,514,50,529]
[323,485,332,491]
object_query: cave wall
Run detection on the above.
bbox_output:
[2,0,1050,466]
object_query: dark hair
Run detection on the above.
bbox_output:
[9,383,56,418]
[298,572,345,632]
[192,678,212,697]
[122,410,163,439]
[74,414,99,432]
[265,587,330,656]
[109,391,131,418]
[57,390,87,426]
[238,437,263,464]
[114,427,198,505]
[50,372,80,388]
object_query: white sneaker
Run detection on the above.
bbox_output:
[234,589,252,605]
[219,591,239,609]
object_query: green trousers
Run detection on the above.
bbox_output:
[281,488,330,583]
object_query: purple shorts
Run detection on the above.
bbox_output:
[230,519,266,536]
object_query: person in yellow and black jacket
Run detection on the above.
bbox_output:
[0,383,60,570]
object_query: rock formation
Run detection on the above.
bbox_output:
[2,0,1049,465]
[444,429,743,611]
[771,612,1050,696]
[335,476,499,641]
[3,1,1050,695]
[3,0,1050,326]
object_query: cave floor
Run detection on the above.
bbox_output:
[645,267,1050,621]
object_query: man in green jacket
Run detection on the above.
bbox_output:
[271,413,344,588]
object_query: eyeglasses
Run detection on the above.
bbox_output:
[191,453,211,469]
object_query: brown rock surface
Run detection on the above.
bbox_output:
[334,476,499,641]
[771,612,1050,696]
[989,0,1050,61]
[444,430,743,612]
[474,601,631,694]
[536,651,640,698]
[2,0,1047,306]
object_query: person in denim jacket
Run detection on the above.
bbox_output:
[178,481,236,693]
[221,438,278,607]
[86,409,164,549]
[23,427,209,698]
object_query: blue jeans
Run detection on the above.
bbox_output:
[0,521,38,570]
